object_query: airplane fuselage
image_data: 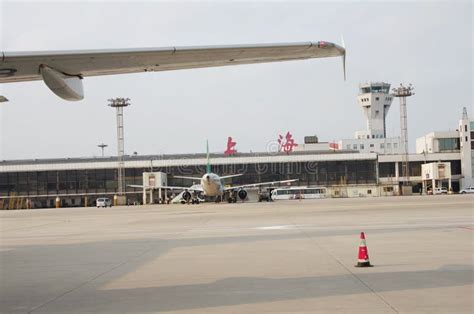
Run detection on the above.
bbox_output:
[200,173,224,196]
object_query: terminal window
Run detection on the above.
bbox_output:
[439,138,460,151]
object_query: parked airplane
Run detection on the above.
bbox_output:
[0,41,345,101]
[129,141,298,203]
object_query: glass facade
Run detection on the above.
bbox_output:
[1,157,463,208]
[379,160,461,178]
[0,159,378,206]
[438,138,460,151]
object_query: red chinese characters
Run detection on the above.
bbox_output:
[278,132,298,153]
[224,137,237,156]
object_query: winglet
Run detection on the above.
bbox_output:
[341,35,346,81]
[206,140,211,174]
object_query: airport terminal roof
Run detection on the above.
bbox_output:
[0,151,377,173]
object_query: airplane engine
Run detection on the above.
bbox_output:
[237,189,248,200]
[39,65,84,101]
[182,191,192,202]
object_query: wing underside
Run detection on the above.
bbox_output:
[128,185,203,192]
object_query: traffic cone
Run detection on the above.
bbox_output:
[355,232,372,267]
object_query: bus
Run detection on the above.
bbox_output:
[271,187,327,200]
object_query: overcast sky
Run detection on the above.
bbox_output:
[0,0,472,160]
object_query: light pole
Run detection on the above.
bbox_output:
[108,98,131,201]
[392,83,414,191]
[97,143,108,157]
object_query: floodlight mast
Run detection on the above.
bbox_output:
[97,143,108,157]
[108,98,131,196]
[392,84,415,187]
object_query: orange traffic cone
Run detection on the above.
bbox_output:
[355,232,372,267]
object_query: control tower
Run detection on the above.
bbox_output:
[355,82,393,139]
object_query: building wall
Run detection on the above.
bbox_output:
[416,131,460,154]
[459,118,474,188]
[339,137,402,154]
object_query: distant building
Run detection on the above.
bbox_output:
[416,131,460,154]
[339,82,402,154]
[0,86,471,208]
[415,107,472,189]
[459,107,473,188]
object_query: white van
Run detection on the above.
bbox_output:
[96,198,112,208]
[433,187,448,195]
[459,187,474,194]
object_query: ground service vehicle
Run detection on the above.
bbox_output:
[271,187,327,200]
[459,187,474,194]
[96,198,112,208]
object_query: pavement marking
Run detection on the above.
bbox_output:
[255,225,301,230]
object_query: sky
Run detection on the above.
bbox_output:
[0,0,472,160]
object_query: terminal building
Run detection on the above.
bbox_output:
[0,86,471,208]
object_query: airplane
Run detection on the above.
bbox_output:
[0,41,345,101]
[129,141,299,204]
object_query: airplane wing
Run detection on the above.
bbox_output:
[173,176,203,181]
[128,185,203,192]
[0,41,345,100]
[224,179,299,191]
[220,174,243,180]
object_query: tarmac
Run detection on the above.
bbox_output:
[1,195,473,313]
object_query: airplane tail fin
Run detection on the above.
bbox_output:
[206,140,211,174]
